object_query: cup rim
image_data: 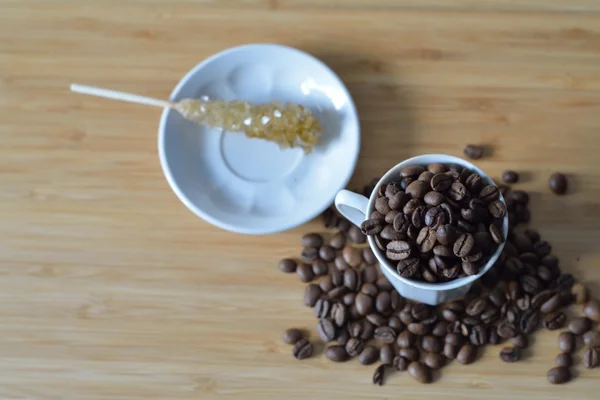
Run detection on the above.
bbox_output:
[366,154,508,291]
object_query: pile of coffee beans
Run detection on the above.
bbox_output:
[279,174,597,386]
[360,163,506,283]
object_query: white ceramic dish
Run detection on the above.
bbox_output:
[335,154,509,305]
[159,44,360,234]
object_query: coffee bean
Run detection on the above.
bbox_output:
[479,185,499,205]
[497,321,518,339]
[424,191,445,206]
[312,259,328,276]
[380,344,395,365]
[502,170,519,183]
[397,330,416,349]
[400,165,425,178]
[331,303,347,327]
[370,210,385,222]
[318,245,335,262]
[571,283,588,305]
[520,275,543,295]
[408,322,429,335]
[584,300,600,322]
[279,258,297,273]
[322,207,338,229]
[303,284,322,307]
[283,328,303,345]
[399,347,420,362]
[361,283,378,297]
[360,247,376,265]
[302,233,323,248]
[568,317,592,335]
[330,270,343,287]
[355,292,374,316]
[388,316,404,332]
[432,321,449,337]
[469,325,488,346]
[548,172,568,195]
[345,337,364,357]
[443,343,458,359]
[555,352,572,367]
[543,312,566,331]
[435,224,459,246]
[375,292,392,315]
[509,334,527,349]
[367,313,387,327]
[334,256,350,272]
[457,344,477,364]
[417,227,437,253]
[342,247,362,268]
[292,339,313,360]
[360,218,383,236]
[583,331,600,347]
[411,303,430,320]
[488,200,507,219]
[375,196,391,215]
[421,335,443,353]
[326,345,349,362]
[343,268,359,291]
[357,346,379,365]
[558,331,575,353]
[297,263,315,282]
[520,309,540,334]
[406,180,430,200]
[397,258,420,278]
[374,326,397,344]
[314,298,331,318]
[584,347,599,369]
[423,352,445,370]
[384,183,401,198]
[371,364,385,386]
[301,247,320,262]
[448,182,467,202]
[547,366,570,384]
[386,240,412,261]
[466,298,488,317]
[500,346,521,362]
[464,144,484,159]
[389,191,409,210]
[411,206,427,228]
[376,276,393,291]
[317,318,337,342]
[453,233,475,258]
[541,293,563,314]
[348,225,366,244]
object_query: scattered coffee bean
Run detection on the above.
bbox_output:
[500,347,521,362]
[555,353,572,367]
[464,144,485,160]
[346,337,365,357]
[380,344,394,365]
[312,259,328,276]
[408,361,432,383]
[547,366,570,384]
[359,346,380,365]
[583,331,600,347]
[318,318,337,342]
[326,345,349,362]
[372,364,385,386]
[393,355,409,371]
[543,312,566,331]
[424,352,445,370]
[422,335,443,353]
[399,347,420,362]
[293,339,313,359]
[548,172,568,195]
[568,317,592,336]
[348,225,366,244]
[279,258,297,273]
[558,332,576,353]
[584,300,600,322]
[457,344,477,365]
[583,347,598,369]
[283,328,303,345]
[303,284,322,307]
[296,263,314,282]
[511,334,528,349]
[443,343,458,360]
[502,170,519,184]
[302,233,323,248]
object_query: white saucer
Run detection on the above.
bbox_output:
[158,44,360,234]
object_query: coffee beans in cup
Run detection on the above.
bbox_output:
[360,163,506,282]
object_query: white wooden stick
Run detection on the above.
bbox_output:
[70,83,174,109]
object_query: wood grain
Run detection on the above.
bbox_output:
[1,1,600,399]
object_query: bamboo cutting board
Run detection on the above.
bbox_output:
[1,1,600,399]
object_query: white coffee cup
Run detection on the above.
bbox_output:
[334,154,508,305]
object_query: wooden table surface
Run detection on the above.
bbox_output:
[2,1,600,399]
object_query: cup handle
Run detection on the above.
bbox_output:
[334,189,369,227]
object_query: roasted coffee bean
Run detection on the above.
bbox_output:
[448,182,467,202]
[348,225,366,244]
[520,275,542,295]
[355,292,374,316]
[361,283,379,297]
[389,191,409,210]
[489,287,507,307]
[453,233,475,257]
[392,355,408,372]
[283,328,303,345]
[376,276,393,292]
[568,317,592,335]
[374,326,397,344]
[464,144,484,159]
[390,291,405,311]
[502,170,519,183]
[329,232,347,250]
[584,300,600,322]
[419,171,435,183]
[421,335,443,353]
[279,258,297,273]
[401,177,415,190]
[392,213,409,233]
[388,316,404,332]
[520,309,540,334]
[423,352,445,370]
[500,346,521,362]
[424,191,445,206]
[345,337,364,357]
[380,344,395,365]
[442,309,459,322]
[433,245,453,257]
[583,348,598,369]
[408,322,429,335]
[375,292,392,315]
[436,224,459,245]
[481,307,499,325]
[510,334,528,349]
[469,325,488,346]
[314,298,331,318]
[509,190,530,205]
[360,267,377,285]
[361,218,384,236]
[479,185,499,204]
[303,284,322,307]
[337,329,350,346]
[558,332,575,353]
[548,172,568,195]
[411,303,431,321]
[431,173,454,193]
[343,268,359,291]
[370,210,385,222]
[397,330,416,349]
[334,256,350,271]
[381,224,406,240]
[399,347,420,362]
[497,321,518,339]
[432,321,449,337]
[319,245,336,262]
[445,332,463,346]
[302,233,323,248]
[317,318,337,342]
[533,240,551,258]
[362,248,377,265]
[312,260,328,277]
[330,270,343,287]
[428,163,446,174]
[466,298,488,317]
[375,196,392,215]
[386,240,412,261]
[297,263,315,282]
[555,274,575,291]
[547,366,570,384]
[406,180,430,200]
[488,200,507,219]
[359,346,380,365]
[322,207,338,229]
[397,258,420,278]
[385,183,401,198]
[443,343,458,359]
[457,344,477,364]
[531,290,553,309]
[367,313,387,327]
[543,312,566,331]
[361,320,375,340]
[401,165,426,178]
[488,329,501,345]
[411,206,427,229]
[425,206,446,228]
[326,345,349,362]
[541,293,563,314]
[408,361,432,384]
[331,303,347,327]
[342,247,362,268]
[556,352,572,367]
[583,331,600,347]
[372,364,385,386]
[489,224,505,244]
[417,227,437,253]
[328,286,347,301]
[293,339,313,359]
